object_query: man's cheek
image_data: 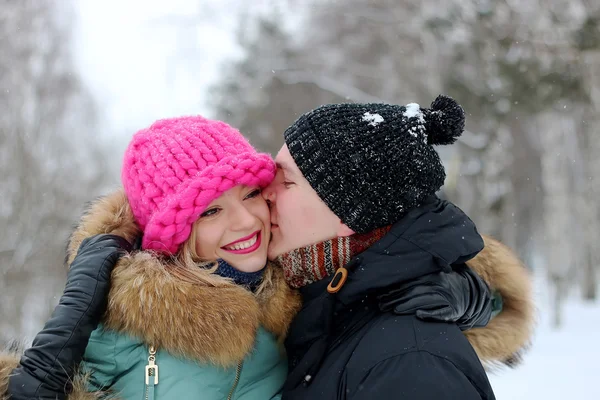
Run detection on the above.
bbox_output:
[299,204,319,226]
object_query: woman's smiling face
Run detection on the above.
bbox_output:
[192,185,271,272]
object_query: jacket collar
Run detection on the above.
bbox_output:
[300,196,484,306]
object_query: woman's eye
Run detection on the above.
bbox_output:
[200,208,219,217]
[244,189,262,199]
[283,181,295,188]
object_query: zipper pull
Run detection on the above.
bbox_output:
[145,346,159,385]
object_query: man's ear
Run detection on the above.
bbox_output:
[337,221,355,237]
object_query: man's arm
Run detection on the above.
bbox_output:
[8,234,130,399]
[348,351,485,400]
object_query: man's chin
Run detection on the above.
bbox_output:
[267,241,285,261]
[268,236,306,260]
[267,248,280,261]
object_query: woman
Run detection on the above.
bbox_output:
[4,116,302,399]
[0,115,522,399]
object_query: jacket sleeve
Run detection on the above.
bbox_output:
[8,266,105,399]
[6,234,129,399]
[348,351,484,400]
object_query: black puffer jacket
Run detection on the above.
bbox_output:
[282,198,496,400]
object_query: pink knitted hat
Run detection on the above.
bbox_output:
[121,116,276,254]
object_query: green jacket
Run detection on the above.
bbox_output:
[83,324,287,400]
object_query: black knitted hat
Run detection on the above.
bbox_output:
[283,94,465,233]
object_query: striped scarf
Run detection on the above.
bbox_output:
[276,226,393,289]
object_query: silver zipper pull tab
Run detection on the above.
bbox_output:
[145,345,159,385]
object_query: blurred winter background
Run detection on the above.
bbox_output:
[1,0,599,398]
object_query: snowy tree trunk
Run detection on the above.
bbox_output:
[539,111,578,328]
[452,122,517,250]
[578,50,600,301]
[0,0,107,342]
[575,116,599,301]
[509,120,544,268]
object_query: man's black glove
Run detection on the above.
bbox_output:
[378,264,494,330]
[8,234,131,400]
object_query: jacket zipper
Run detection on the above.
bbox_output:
[145,346,159,400]
[227,361,243,400]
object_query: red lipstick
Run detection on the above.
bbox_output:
[221,230,262,255]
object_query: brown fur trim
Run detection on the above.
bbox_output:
[66,189,141,266]
[105,252,262,367]
[0,352,19,400]
[0,350,109,400]
[257,266,302,342]
[68,189,299,367]
[69,372,110,400]
[464,235,535,368]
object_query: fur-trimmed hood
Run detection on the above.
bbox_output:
[465,235,535,367]
[66,189,302,368]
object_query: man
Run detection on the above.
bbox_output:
[262,95,533,399]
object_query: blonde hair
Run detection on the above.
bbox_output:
[177,220,211,267]
[166,219,220,285]
[166,219,272,293]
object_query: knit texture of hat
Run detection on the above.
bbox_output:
[122,116,275,254]
[283,94,465,233]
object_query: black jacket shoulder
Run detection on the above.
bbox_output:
[344,313,494,399]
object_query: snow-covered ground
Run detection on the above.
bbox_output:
[489,276,600,399]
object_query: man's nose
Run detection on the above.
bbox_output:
[262,185,276,203]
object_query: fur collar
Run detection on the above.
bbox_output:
[465,235,535,368]
[0,351,19,400]
[66,189,301,368]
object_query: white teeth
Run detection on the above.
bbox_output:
[225,233,258,251]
